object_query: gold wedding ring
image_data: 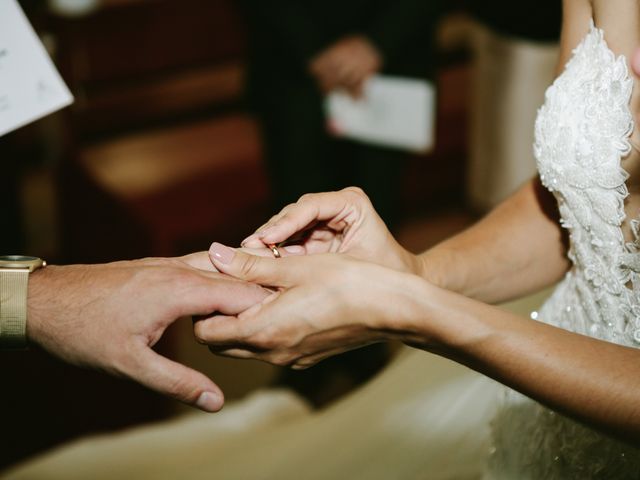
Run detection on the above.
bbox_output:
[268,243,281,259]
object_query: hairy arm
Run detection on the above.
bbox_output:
[27,254,268,411]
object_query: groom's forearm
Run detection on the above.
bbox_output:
[415,178,569,304]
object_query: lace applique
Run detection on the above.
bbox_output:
[534,21,640,346]
[486,22,640,479]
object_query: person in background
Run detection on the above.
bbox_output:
[241,0,444,226]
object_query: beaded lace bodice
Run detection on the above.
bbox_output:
[485,23,640,479]
[535,24,640,348]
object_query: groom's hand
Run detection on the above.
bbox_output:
[26,253,269,412]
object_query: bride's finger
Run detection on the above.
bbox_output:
[209,347,256,360]
[241,199,314,248]
[238,245,306,258]
[254,189,367,246]
[241,213,287,248]
[242,187,362,247]
[179,251,220,271]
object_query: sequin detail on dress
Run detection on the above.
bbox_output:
[485,22,640,479]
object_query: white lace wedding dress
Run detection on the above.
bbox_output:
[485,22,640,479]
[5,21,640,480]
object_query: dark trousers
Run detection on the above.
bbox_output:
[252,75,406,228]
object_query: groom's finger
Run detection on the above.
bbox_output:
[175,271,269,317]
[194,314,249,346]
[125,344,224,412]
[256,190,360,246]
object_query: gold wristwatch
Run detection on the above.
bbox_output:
[0,255,46,349]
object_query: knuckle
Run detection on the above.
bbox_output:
[344,185,364,195]
[250,330,278,350]
[162,267,190,286]
[215,347,253,360]
[344,186,369,202]
[140,256,176,268]
[298,193,315,203]
[238,254,260,279]
[291,360,313,370]
[268,351,296,367]
[192,323,208,344]
[162,375,188,399]
[280,203,297,215]
[170,271,200,298]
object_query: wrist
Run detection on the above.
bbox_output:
[26,265,54,346]
[26,268,44,344]
[384,242,422,275]
[388,275,445,345]
[373,271,444,343]
[416,247,463,293]
[414,249,443,286]
[396,277,500,361]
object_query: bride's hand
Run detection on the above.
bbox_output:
[197,242,432,368]
[241,187,420,274]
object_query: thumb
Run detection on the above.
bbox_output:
[209,242,292,287]
[127,345,224,412]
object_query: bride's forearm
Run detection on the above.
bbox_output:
[414,178,570,304]
[398,278,640,444]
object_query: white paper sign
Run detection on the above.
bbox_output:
[0,0,73,137]
[326,75,435,152]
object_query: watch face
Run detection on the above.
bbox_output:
[0,255,45,271]
[0,255,39,262]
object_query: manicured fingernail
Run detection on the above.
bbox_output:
[209,242,235,265]
[240,234,259,246]
[196,391,222,412]
[283,245,305,254]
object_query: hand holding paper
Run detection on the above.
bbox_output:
[309,35,382,97]
[0,0,73,137]
[326,75,435,152]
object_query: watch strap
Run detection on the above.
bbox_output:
[0,269,29,349]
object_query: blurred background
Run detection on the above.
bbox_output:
[0,0,560,470]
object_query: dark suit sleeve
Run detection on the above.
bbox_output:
[241,0,327,66]
[365,0,445,68]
